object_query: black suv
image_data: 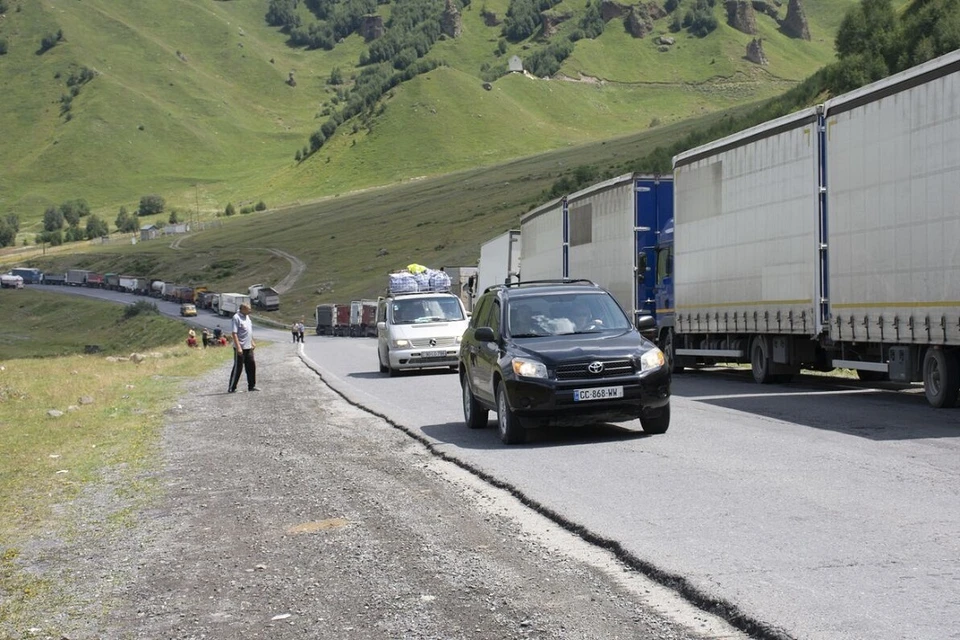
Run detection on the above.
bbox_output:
[459,279,671,444]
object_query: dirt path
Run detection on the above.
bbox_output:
[18,346,743,640]
[267,248,305,294]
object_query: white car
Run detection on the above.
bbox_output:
[376,292,469,376]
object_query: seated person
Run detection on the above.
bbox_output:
[509,304,536,336]
[570,304,602,332]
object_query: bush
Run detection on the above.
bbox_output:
[39,33,59,54]
[255,201,267,211]
[43,206,64,232]
[86,214,109,238]
[124,300,160,319]
[138,194,165,216]
[0,39,8,56]
[0,220,14,248]
[225,202,236,216]
[240,206,254,214]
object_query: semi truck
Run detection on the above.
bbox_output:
[66,269,94,286]
[349,299,378,337]
[11,268,43,284]
[315,303,350,336]
[518,174,674,325]
[212,293,251,317]
[254,287,280,311]
[1,274,24,289]
[661,49,960,408]
[476,230,521,297]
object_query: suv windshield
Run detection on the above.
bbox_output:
[507,292,630,337]
[392,296,465,325]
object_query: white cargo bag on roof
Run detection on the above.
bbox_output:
[388,271,418,294]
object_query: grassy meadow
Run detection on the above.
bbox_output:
[0,291,232,632]
[0,0,865,231]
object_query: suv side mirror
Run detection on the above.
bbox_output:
[474,326,495,343]
[636,315,656,333]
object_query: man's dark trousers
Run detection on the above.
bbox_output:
[228,348,256,392]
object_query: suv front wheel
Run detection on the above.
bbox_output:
[640,403,670,435]
[496,384,526,445]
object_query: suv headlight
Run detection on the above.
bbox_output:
[639,347,665,372]
[393,339,410,348]
[512,357,548,379]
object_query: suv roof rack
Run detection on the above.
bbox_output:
[385,287,453,297]
[483,278,598,294]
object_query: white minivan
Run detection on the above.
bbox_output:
[376,291,469,376]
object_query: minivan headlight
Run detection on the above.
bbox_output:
[512,357,547,379]
[393,338,410,348]
[639,347,665,372]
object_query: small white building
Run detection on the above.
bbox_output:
[508,55,523,73]
[140,224,160,241]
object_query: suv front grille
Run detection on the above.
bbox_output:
[555,359,635,380]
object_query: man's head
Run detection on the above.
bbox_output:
[240,303,251,315]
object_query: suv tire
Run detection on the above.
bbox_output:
[640,403,670,435]
[462,378,489,429]
[496,384,525,444]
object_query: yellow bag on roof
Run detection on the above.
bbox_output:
[407,263,427,274]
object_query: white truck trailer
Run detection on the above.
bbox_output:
[213,293,251,317]
[669,49,960,407]
[476,230,521,297]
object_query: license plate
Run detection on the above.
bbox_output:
[421,350,446,358]
[573,386,623,402]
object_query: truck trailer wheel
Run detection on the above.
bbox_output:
[750,336,775,384]
[922,348,960,409]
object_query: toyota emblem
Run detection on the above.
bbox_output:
[429,338,437,347]
[587,361,604,374]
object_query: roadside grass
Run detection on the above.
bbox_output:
[0,289,189,358]
[0,294,232,633]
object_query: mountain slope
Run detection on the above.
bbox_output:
[0,0,862,230]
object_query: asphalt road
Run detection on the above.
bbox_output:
[28,285,960,639]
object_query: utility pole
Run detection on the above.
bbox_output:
[195,183,200,230]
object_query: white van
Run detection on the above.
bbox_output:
[376,291,469,376]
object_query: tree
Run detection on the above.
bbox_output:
[5,213,19,234]
[60,199,90,226]
[86,214,109,238]
[43,206,64,232]
[0,220,14,248]
[41,229,64,246]
[225,202,237,216]
[64,226,86,242]
[835,0,897,67]
[295,149,303,162]
[328,66,344,85]
[169,210,180,224]
[138,194,166,216]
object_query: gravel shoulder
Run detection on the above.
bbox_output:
[20,345,746,640]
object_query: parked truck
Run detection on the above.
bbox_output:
[518,174,674,326]
[11,268,43,284]
[254,287,280,311]
[315,303,350,336]
[476,230,521,298]
[349,299,378,337]
[118,275,139,293]
[213,293,251,317]
[1,273,24,289]
[660,49,960,408]
[66,269,93,286]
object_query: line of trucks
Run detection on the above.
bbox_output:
[8,267,279,316]
[477,49,960,409]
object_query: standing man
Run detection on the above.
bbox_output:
[228,303,258,393]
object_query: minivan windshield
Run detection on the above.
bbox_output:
[392,296,465,325]
[507,292,631,337]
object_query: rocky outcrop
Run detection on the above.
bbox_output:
[645,1,667,20]
[746,38,768,64]
[441,0,462,38]
[360,14,384,41]
[625,6,654,38]
[781,0,810,40]
[600,0,630,21]
[481,9,501,26]
[726,0,757,34]
[541,11,572,38]
[752,0,780,20]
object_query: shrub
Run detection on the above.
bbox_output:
[240,206,254,214]
[43,206,64,232]
[124,300,159,319]
[138,194,165,216]
[39,33,59,53]
[0,39,8,56]
[0,220,14,248]
[86,214,109,238]
[225,202,236,216]
[255,201,267,211]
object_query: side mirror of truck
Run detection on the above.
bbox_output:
[474,327,495,343]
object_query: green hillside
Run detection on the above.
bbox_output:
[0,0,861,233]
